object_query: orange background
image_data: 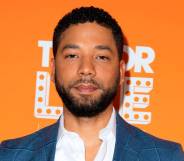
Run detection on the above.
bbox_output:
[0,0,184,147]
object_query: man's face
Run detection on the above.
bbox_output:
[51,22,125,117]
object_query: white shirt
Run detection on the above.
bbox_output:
[54,108,116,161]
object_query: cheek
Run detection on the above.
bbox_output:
[96,66,119,87]
[55,64,78,85]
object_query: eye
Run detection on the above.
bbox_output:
[64,54,79,59]
[96,55,110,61]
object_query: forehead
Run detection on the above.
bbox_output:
[59,22,116,47]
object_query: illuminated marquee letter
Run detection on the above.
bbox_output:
[34,40,63,119]
[124,45,155,73]
[134,46,155,73]
[120,77,153,124]
[38,40,52,67]
[119,46,155,124]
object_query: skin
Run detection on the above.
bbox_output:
[51,22,125,161]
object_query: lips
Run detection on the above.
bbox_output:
[74,84,98,94]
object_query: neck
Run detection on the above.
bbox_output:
[63,104,114,146]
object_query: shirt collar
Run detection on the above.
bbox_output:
[99,108,116,141]
[57,108,116,143]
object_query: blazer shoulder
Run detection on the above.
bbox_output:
[133,126,184,160]
[0,121,58,151]
[127,121,182,150]
[116,115,184,161]
[121,120,184,160]
[116,115,183,153]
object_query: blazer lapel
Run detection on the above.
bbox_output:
[37,114,141,161]
[112,113,139,161]
[39,118,60,161]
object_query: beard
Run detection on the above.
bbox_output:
[55,71,120,118]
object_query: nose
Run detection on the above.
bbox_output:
[77,56,96,77]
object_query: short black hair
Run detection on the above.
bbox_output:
[53,6,124,60]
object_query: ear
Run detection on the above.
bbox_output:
[50,57,55,83]
[119,59,125,86]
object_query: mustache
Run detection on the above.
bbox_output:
[54,69,103,89]
[69,78,102,89]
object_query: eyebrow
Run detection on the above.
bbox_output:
[61,44,80,52]
[95,45,113,53]
[61,44,113,53]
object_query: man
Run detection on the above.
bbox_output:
[0,6,184,161]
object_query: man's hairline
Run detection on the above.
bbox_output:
[54,22,121,61]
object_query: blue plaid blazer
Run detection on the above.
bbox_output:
[1,113,184,161]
